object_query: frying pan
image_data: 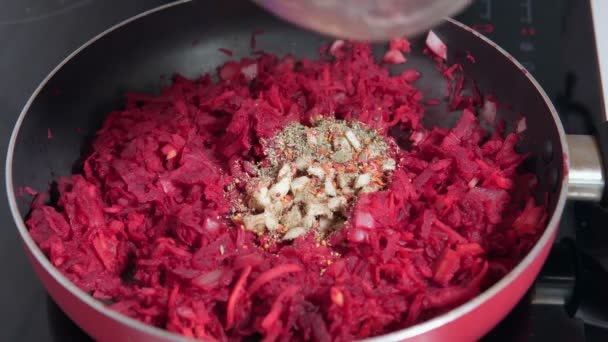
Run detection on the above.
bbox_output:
[6,0,607,341]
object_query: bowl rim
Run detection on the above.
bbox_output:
[5,1,569,341]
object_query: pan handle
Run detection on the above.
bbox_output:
[566,135,606,202]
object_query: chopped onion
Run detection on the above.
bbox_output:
[348,228,368,242]
[329,40,345,56]
[158,178,176,194]
[402,69,421,83]
[331,287,345,306]
[241,63,258,81]
[411,131,425,145]
[355,211,375,229]
[480,98,497,124]
[203,217,221,233]
[389,37,411,53]
[516,116,527,133]
[319,218,332,232]
[426,30,447,60]
[192,269,224,289]
[382,50,407,65]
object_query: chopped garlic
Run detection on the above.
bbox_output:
[333,137,351,152]
[282,206,303,228]
[328,196,347,211]
[319,217,332,232]
[295,157,309,170]
[277,163,293,179]
[325,176,337,197]
[345,130,362,151]
[354,173,371,188]
[269,177,290,200]
[264,211,279,231]
[337,173,355,190]
[382,158,396,171]
[307,165,326,179]
[302,214,316,229]
[306,202,330,217]
[306,131,319,145]
[252,186,271,208]
[291,176,311,192]
[243,214,266,231]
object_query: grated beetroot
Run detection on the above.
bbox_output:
[26,41,546,341]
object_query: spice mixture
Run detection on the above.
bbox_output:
[233,118,396,242]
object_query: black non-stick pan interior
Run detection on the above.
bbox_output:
[10,0,563,221]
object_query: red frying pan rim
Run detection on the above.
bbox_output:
[5,1,569,341]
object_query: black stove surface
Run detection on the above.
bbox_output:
[1,0,607,341]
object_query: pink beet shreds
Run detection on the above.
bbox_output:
[26,42,547,341]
